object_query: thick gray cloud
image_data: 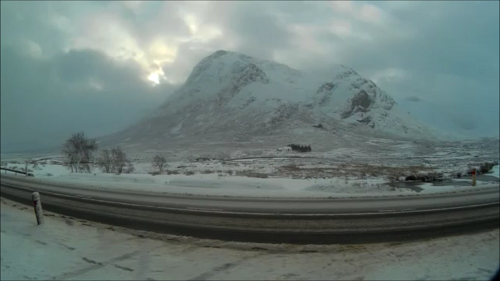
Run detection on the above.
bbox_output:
[1,1,498,152]
[1,46,176,152]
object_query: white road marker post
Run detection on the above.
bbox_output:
[25,161,28,177]
[32,192,44,225]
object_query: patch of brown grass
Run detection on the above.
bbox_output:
[236,170,269,178]
[281,164,301,171]
[274,163,437,179]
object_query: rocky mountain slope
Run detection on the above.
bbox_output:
[100,50,446,151]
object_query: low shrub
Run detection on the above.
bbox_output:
[479,162,495,174]
[236,170,268,178]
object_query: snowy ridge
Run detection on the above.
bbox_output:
[103,50,452,149]
[396,96,484,140]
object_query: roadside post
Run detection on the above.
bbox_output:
[32,192,44,225]
[472,169,476,186]
[25,161,28,177]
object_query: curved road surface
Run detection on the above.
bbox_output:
[1,174,498,244]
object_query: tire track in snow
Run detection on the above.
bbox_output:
[188,252,265,280]
[54,251,140,280]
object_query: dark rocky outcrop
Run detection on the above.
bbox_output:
[405,173,444,182]
[313,123,324,129]
[341,90,372,119]
[405,175,417,181]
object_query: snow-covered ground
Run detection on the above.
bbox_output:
[1,198,498,280]
[1,143,499,198]
[1,162,498,198]
[2,135,498,198]
[493,165,500,178]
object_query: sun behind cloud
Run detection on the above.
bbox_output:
[147,72,160,84]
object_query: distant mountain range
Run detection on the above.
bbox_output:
[395,96,495,138]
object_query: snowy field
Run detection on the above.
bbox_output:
[0,160,498,198]
[0,163,498,198]
[1,197,499,280]
[1,137,498,198]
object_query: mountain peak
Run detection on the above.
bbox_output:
[210,49,252,59]
[212,49,229,56]
[106,51,444,149]
[185,50,300,86]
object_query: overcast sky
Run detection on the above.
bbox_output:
[1,1,499,152]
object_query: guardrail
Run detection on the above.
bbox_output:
[0,167,33,176]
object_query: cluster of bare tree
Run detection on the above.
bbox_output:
[62,132,98,173]
[152,154,167,173]
[287,144,312,152]
[62,132,133,174]
[96,146,134,175]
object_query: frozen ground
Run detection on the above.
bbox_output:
[1,137,498,198]
[1,161,498,199]
[1,163,498,198]
[1,197,498,280]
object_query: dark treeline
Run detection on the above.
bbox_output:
[287,144,312,152]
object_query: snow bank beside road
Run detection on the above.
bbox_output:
[1,198,498,280]
[3,162,497,198]
[492,165,499,178]
[20,170,400,198]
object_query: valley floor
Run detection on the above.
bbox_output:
[2,144,499,197]
[0,160,498,198]
[1,140,499,198]
[1,197,498,280]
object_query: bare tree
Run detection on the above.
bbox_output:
[96,149,112,173]
[110,146,129,175]
[123,160,135,174]
[97,146,133,175]
[62,132,98,173]
[152,154,167,173]
[62,141,77,173]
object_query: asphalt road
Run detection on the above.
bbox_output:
[1,174,499,244]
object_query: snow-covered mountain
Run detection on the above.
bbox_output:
[101,50,446,150]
